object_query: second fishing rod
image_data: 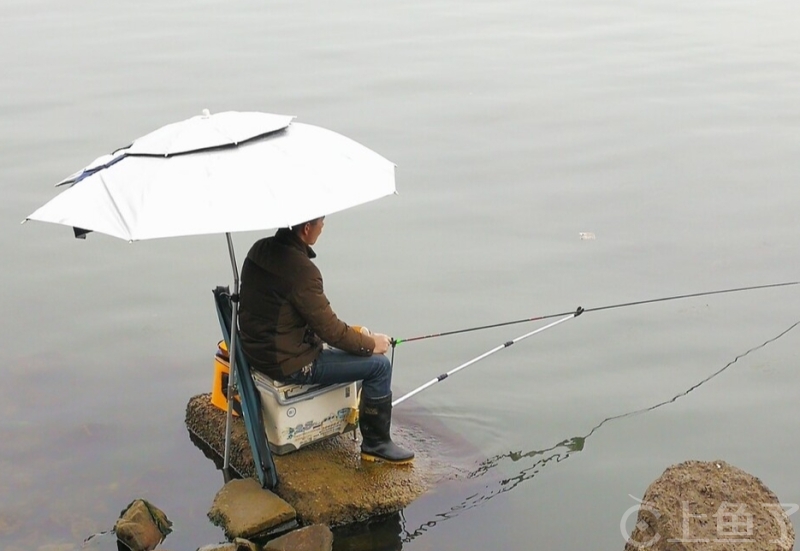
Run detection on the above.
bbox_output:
[389,280,799,406]
[390,281,800,346]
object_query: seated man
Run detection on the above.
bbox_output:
[238,216,414,464]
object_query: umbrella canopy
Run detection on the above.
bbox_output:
[27,114,395,240]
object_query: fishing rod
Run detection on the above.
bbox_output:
[392,307,584,406]
[390,281,800,346]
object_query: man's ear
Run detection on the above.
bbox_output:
[299,222,312,241]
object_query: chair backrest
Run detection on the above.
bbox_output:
[213,286,278,489]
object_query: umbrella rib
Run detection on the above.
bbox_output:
[127,128,288,158]
[99,178,133,240]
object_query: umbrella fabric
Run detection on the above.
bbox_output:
[27,122,395,241]
[53,111,295,188]
[126,111,294,156]
[55,150,127,187]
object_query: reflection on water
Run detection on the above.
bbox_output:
[396,320,800,545]
[333,512,404,551]
[188,430,243,485]
[81,530,123,551]
[188,431,225,471]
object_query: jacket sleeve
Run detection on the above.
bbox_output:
[291,265,375,356]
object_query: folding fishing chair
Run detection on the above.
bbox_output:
[212,286,278,490]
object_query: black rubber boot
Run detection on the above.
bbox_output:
[359,394,414,464]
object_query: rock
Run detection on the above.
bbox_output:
[625,460,795,551]
[208,478,297,539]
[263,525,334,551]
[113,499,172,551]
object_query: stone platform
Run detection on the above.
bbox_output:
[185,393,453,527]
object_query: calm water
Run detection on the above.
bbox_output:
[2,1,799,549]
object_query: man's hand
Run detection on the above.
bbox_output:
[372,333,391,355]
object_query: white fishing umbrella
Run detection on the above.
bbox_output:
[29,113,395,240]
[25,110,396,484]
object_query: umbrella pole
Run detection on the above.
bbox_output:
[223,232,239,475]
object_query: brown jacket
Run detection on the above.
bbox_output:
[239,228,375,378]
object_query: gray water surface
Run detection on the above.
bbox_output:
[2,1,799,550]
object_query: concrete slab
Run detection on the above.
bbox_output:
[208,479,297,539]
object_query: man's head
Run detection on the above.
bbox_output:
[291,216,325,246]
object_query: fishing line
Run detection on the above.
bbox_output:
[399,320,800,543]
[390,281,799,346]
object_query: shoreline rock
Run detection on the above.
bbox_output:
[625,459,795,551]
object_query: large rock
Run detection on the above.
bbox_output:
[208,478,297,539]
[113,499,172,551]
[625,460,795,551]
[186,393,457,526]
[264,524,334,551]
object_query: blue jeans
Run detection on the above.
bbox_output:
[285,348,392,400]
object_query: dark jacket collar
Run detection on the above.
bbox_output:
[275,227,317,259]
